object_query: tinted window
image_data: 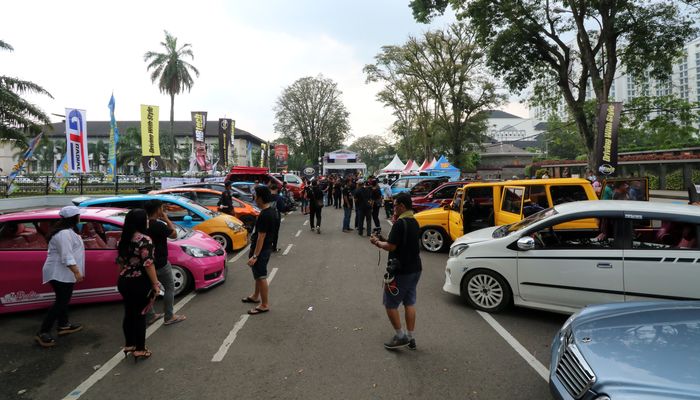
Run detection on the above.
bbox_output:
[501,187,525,215]
[434,185,458,199]
[78,220,121,249]
[410,181,433,196]
[465,187,495,225]
[164,204,203,221]
[631,219,699,250]
[0,220,48,250]
[196,192,221,207]
[531,218,617,249]
[549,185,588,205]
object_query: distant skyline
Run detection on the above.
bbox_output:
[3,0,529,143]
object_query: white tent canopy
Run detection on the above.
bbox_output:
[402,159,415,173]
[410,161,421,172]
[380,154,405,172]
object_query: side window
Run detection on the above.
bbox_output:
[78,220,119,249]
[0,220,48,250]
[107,201,139,209]
[411,181,431,195]
[196,193,220,207]
[435,185,457,199]
[549,185,588,205]
[165,203,203,222]
[231,198,243,208]
[466,187,495,224]
[452,189,463,211]
[631,219,699,250]
[501,187,525,215]
[406,179,421,189]
[531,218,616,249]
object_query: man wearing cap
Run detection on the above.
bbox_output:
[35,206,85,347]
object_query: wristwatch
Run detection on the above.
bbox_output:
[251,254,258,260]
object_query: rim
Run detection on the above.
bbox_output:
[212,234,229,249]
[467,274,504,309]
[171,265,188,296]
[421,229,444,252]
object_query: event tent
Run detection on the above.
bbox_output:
[428,155,460,181]
[418,159,431,171]
[428,157,437,169]
[409,161,420,172]
[380,154,405,172]
[402,159,415,173]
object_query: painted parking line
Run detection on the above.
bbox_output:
[63,292,198,400]
[476,311,549,381]
[282,244,293,255]
[295,230,301,237]
[228,245,250,264]
[281,217,285,222]
[211,267,278,362]
[303,220,308,226]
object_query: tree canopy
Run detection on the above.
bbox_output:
[274,75,350,166]
[410,0,698,169]
[0,39,53,146]
[348,135,396,173]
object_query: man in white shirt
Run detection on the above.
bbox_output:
[380,179,394,218]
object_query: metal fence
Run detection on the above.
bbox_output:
[0,175,161,197]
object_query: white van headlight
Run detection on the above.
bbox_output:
[449,244,469,258]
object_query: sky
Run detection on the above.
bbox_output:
[2,0,529,143]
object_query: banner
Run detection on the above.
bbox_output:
[140,105,164,171]
[50,154,71,193]
[274,144,289,169]
[595,102,623,176]
[230,120,236,166]
[7,132,43,190]
[106,94,120,182]
[218,118,232,169]
[260,143,266,168]
[65,108,90,173]
[191,111,210,171]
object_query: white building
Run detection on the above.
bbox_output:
[486,110,546,145]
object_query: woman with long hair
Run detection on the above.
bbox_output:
[35,206,85,347]
[116,209,159,361]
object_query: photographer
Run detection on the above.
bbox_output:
[369,192,422,350]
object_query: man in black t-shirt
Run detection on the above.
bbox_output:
[342,179,354,232]
[355,181,372,236]
[217,181,234,215]
[243,186,276,315]
[144,200,186,326]
[370,192,422,350]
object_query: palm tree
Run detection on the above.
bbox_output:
[116,127,142,173]
[88,139,108,172]
[143,31,199,167]
[0,39,53,145]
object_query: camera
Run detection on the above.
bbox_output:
[386,257,401,276]
[371,227,382,236]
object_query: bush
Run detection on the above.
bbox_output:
[665,170,683,190]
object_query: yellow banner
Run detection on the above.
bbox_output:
[140,105,160,156]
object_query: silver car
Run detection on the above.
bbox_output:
[550,301,700,400]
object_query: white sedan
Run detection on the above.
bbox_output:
[444,200,700,314]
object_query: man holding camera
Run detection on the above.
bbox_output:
[369,192,422,350]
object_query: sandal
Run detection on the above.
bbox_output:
[132,349,152,363]
[241,296,260,304]
[163,315,186,325]
[147,313,164,325]
[248,306,269,315]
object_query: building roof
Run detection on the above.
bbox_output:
[480,143,539,155]
[42,121,266,145]
[486,110,523,119]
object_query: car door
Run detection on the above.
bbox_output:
[517,216,625,310]
[496,186,526,226]
[623,215,700,302]
[464,186,496,232]
[447,188,464,240]
[0,220,50,312]
[76,219,120,299]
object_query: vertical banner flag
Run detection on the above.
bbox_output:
[260,143,266,168]
[106,94,120,182]
[140,105,164,171]
[65,108,90,173]
[50,154,72,193]
[191,111,210,171]
[230,120,236,166]
[274,144,289,170]
[595,102,623,176]
[7,132,43,194]
[218,118,232,170]
[247,141,253,167]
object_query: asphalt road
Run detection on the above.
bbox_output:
[1,206,568,400]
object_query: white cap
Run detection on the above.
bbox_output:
[58,205,83,219]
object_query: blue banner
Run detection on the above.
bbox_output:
[8,132,43,183]
[106,94,119,181]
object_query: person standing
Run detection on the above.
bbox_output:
[381,179,394,219]
[269,183,284,252]
[217,181,234,215]
[35,206,85,348]
[356,181,372,236]
[116,209,160,361]
[326,179,334,207]
[333,178,342,209]
[242,186,276,315]
[309,180,323,234]
[342,179,354,232]
[370,179,383,233]
[301,178,311,215]
[319,178,329,207]
[369,193,422,350]
[144,200,186,326]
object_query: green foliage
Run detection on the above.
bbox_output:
[273,75,350,166]
[665,169,684,191]
[348,135,396,174]
[619,96,700,151]
[117,127,142,173]
[0,40,53,145]
[542,115,587,160]
[535,168,548,178]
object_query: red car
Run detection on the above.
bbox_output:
[412,181,469,213]
[225,166,283,189]
[271,173,305,200]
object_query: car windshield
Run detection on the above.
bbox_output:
[492,208,558,238]
[105,211,191,240]
[177,197,217,217]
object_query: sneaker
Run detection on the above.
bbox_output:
[35,333,56,347]
[408,338,416,350]
[384,335,409,350]
[57,323,83,336]
[316,227,321,234]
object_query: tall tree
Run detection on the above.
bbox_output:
[144,30,199,166]
[348,135,397,173]
[274,75,351,165]
[410,1,697,169]
[116,127,142,173]
[365,23,502,168]
[0,39,53,145]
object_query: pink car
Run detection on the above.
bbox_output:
[0,208,227,314]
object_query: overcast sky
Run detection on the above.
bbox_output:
[3,0,528,142]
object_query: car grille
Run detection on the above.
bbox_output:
[214,248,225,256]
[556,334,596,399]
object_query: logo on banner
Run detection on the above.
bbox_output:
[65,108,89,173]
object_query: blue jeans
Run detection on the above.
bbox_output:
[342,207,352,230]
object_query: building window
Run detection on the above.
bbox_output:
[679,55,689,100]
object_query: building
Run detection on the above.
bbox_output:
[486,110,546,146]
[322,149,366,176]
[0,120,266,174]
[477,143,541,180]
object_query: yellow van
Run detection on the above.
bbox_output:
[416,178,598,252]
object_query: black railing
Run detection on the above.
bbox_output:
[0,175,160,197]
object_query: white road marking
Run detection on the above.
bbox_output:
[211,267,278,362]
[476,311,549,381]
[387,220,393,226]
[295,230,301,237]
[303,220,308,226]
[283,244,293,255]
[62,292,197,399]
[281,217,285,222]
[228,245,250,263]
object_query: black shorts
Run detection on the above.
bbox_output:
[250,249,272,280]
[383,271,421,309]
